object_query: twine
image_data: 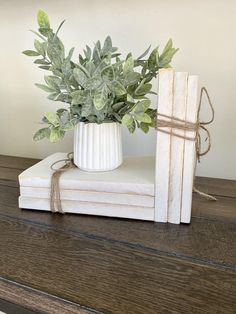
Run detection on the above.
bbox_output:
[49,87,216,214]
[156,87,214,162]
[50,152,75,213]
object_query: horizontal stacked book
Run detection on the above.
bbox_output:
[19,153,156,221]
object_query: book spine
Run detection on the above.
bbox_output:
[181,75,199,223]
[155,69,174,222]
[168,72,188,224]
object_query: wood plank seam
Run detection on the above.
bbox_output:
[0,276,102,314]
[0,213,234,271]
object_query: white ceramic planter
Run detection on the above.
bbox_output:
[74,122,123,171]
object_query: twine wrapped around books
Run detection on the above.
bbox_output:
[49,87,216,214]
[50,152,75,213]
[155,87,214,162]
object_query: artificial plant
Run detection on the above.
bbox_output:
[23,10,178,142]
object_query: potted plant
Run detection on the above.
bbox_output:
[23,10,178,171]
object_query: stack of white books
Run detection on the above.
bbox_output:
[19,153,156,221]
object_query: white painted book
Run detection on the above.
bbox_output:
[19,153,155,196]
[19,196,154,221]
[20,186,154,207]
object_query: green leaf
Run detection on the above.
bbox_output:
[34,59,49,65]
[135,112,152,123]
[57,109,70,123]
[123,56,134,75]
[67,47,74,60]
[148,48,158,69]
[34,40,45,56]
[93,41,101,65]
[137,45,151,60]
[109,80,126,96]
[44,75,61,91]
[44,112,60,126]
[81,98,94,117]
[159,39,178,67]
[47,92,60,100]
[33,127,50,141]
[133,99,151,114]
[71,90,86,105]
[135,82,152,96]
[84,45,92,60]
[37,9,50,29]
[46,36,64,67]
[101,65,115,81]
[112,102,124,111]
[61,122,74,131]
[35,83,55,92]
[162,39,173,56]
[38,27,52,37]
[84,76,103,90]
[49,128,65,143]
[102,36,112,55]
[93,86,107,110]
[112,112,122,122]
[73,68,88,87]
[38,65,51,70]
[127,94,135,103]
[141,63,148,76]
[55,20,66,35]
[22,50,40,56]
[127,120,136,133]
[124,72,140,86]
[75,64,91,78]
[85,61,96,76]
[111,53,121,58]
[140,122,149,133]
[122,113,133,126]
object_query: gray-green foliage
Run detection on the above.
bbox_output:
[23,10,178,142]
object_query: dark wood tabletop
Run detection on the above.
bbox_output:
[0,155,235,314]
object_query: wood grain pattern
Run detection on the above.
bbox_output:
[0,298,38,314]
[0,215,235,314]
[0,277,96,314]
[0,167,22,187]
[0,185,235,267]
[0,155,39,169]
[195,176,236,198]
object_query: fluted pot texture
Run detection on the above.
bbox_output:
[74,122,123,171]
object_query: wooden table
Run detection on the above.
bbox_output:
[0,155,235,314]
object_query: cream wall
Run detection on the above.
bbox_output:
[0,0,235,179]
